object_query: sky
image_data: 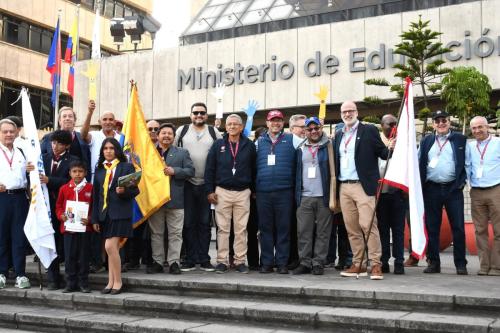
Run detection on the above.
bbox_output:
[152,0,191,49]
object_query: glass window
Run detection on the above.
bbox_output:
[114,2,124,17]
[248,0,274,11]
[81,0,95,11]
[241,9,265,25]
[104,0,115,18]
[29,26,42,52]
[124,5,133,17]
[221,0,250,16]
[186,17,216,34]
[199,4,227,18]
[209,0,231,5]
[349,5,376,19]
[41,30,52,54]
[265,4,293,21]
[79,42,91,60]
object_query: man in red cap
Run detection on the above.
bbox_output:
[255,110,297,274]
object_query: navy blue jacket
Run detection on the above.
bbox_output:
[295,135,331,207]
[41,131,91,180]
[256,132,296,193]
[91,162,140,223]
[159,145,194,209]
[418,131,467,191]
[205,134,256,194]
[334,122,389,196]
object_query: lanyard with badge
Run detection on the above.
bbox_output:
[341,125,358,169]
[475,136,491,179]
[428,136,449,169]
[267,133,284,166]
[307,145,319,178]
[1,148,14,170]
[229,140,239,175]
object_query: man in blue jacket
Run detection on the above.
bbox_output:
[205,114,256,274]
[256,110,297,274]
[419,110,468,275]
[293,117,332,275]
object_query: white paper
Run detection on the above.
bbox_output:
[307,166,316,178]
[267,154,276,166]
[428,156,438,169]
[64,200,89,233]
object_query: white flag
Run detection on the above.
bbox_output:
[21,88,57,268]
[91,5,101,60]
[382,78,427,258]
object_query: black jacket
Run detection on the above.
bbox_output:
[91,162,140,223]
[205,134,256,194]
[334,122,389,196]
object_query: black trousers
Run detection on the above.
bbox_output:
[64,232,90,288]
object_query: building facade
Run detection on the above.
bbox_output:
[0,0,154,128]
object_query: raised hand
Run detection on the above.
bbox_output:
[242,100,259,137]
[314,85,329,119]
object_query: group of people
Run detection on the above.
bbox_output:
[0,98,498,294]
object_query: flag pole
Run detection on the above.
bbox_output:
[356,78,410,279]
[54,10,62,130]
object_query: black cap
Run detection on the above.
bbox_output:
[432,110,449,120]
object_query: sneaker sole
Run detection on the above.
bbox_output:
[236,270,249,274]
[200,268,215,272]
[370,275,384,280]
[340,272,367,277]
[215,270,227,274]
[180,267,197,272]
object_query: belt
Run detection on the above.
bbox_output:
[472,183,500,191]
[426,181,454,187]
[340,180,360,184]
[4,188,26,194]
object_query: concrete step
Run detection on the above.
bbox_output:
[0,288,499,332]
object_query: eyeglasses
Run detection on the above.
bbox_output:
[433,118,448,124]
[341,109,357,115]
[192,111,207,116]
[306,127,321,132]
[292,125,306,129]
[388,122,397,127]
[148,127,159,132]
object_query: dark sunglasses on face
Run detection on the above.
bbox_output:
[192,111,207,116]
[306,127,321,132]
[434,118,448,124]
[388,122,397,127]
[148,127,159,132]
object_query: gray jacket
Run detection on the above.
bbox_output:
[159,145,195,209]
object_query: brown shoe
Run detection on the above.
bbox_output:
[340,264,367,277]
[370,264,384,280]
[404,256,419,267]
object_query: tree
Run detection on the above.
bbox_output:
[441,66,492,133]
[365,16,451,133]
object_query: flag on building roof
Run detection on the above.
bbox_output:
[65,14,78,98]
[46,18,61,108]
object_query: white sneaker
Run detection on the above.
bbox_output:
[15,276,30,289]
[0,274,6,289]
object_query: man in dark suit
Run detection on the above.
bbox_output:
[418,110,468,275]
[147,123,194,275]
[334,101,391,280]
[40,130,77,289]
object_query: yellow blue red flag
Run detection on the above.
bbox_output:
[64,16,78,97]
[122,83,170,227]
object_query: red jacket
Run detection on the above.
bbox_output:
[56,180,93,233]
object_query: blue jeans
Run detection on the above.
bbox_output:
[424,182,467,268]
[256,189,294,267]
[376,192,406,265]
[0,192,29,277]
[183,182,211,265]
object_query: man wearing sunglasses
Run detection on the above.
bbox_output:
[293,117,332,275]
[174,103,222,272]
[418,110,468,275]
[146,120,160,146]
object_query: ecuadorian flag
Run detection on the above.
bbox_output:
[65,17,78,97]
[122,84,171,228]
[46,18,61,107]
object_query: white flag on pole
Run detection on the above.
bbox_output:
[21,88,57,268]
[382,77,427,259]
[91,4,101,60]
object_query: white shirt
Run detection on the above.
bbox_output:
[88,130,122,180]
[0,143,28,189]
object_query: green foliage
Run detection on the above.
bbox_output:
[363,96,384,105]
[363,115,381,124]
[364,78,390,86]
[418,107,431,120]
[441,66,491,127]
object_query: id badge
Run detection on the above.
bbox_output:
[428,156,439,168]
[476,166,483,179]
[307,166,316,179]
[341,156,348,169]
[267,154,276,166]
[232,168,236,175]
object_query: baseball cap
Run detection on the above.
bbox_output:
[305,116,321,126]
[266,110,284,121]
[432,110,449,119]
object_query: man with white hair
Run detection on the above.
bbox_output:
[466,116,500,276]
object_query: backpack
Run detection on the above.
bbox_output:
[177,125,217,147]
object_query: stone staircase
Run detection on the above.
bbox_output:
[0,266,500,333]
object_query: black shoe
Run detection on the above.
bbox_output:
[249,265,260,271]
[79,286,91,293]
[334,261,347,271]
[125,262,140,271]
[101,287,112,294]
[200,262,215,272]
[146,262,164,274]
[110,287,122,295]
[235,264,249,274]
[62,286,78,293]
[215,263,229,274]
[287,260,299,270]
[312,265,324,275]
[277,266,289,274]
[456,267,468,275]
[381,263,390,273]
[180,263,196,272]
[292,264,311,275]
[394,264,405,275]
[169,262,181,275]
[260,266,274,274]
[47,282,60,290]
[423,263,441,274]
